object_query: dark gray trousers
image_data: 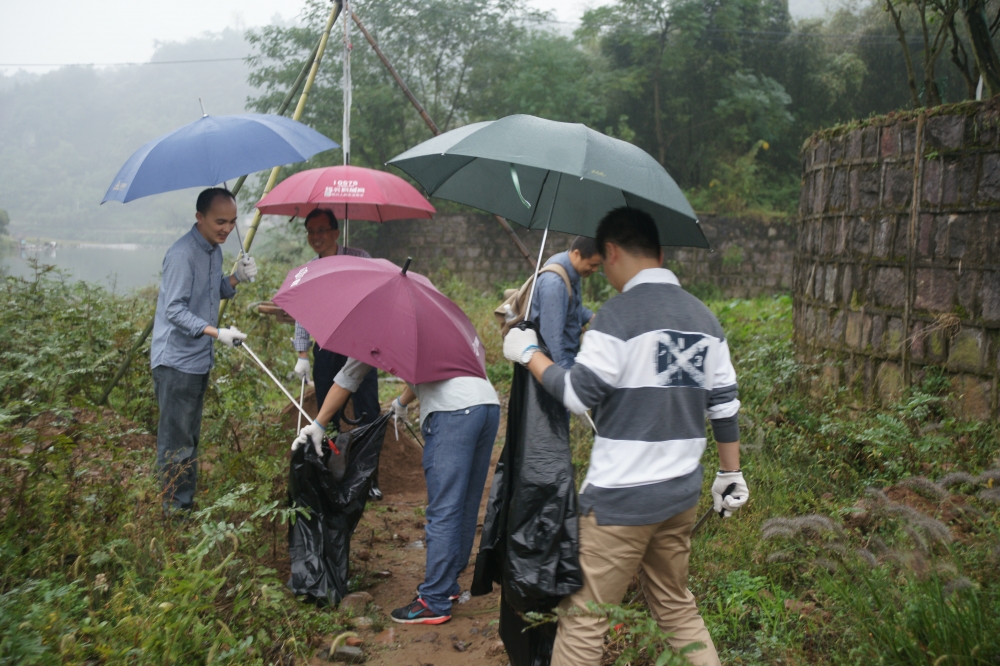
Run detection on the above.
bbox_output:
[153,365,209,511]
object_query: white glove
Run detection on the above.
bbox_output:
[712,471,749,517]
[503,327,540,365]
[216,326,247,348]
[391,397,409,440]
[293,356,311,381]
[234,255,258,283]
[292,420,325,457]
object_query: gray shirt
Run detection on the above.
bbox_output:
[150,224,237,374]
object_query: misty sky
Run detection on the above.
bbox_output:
[2,0,829,76]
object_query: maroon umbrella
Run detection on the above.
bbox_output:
[272,256,487,385]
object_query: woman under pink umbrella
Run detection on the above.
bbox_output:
[276,256,499,625]
[293,357,499,626]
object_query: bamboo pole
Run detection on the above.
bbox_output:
[96,19,334,407]
[351,10,536,269]
[221,0,345,310]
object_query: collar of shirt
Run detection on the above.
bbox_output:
[546,251,580,282]
[623,267,680,292]
[188,224,217,254]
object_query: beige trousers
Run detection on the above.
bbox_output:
[550,507,721,666]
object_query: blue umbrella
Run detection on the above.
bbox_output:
[102,114,339,204]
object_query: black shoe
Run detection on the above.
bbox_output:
[369,485,383,501]
[390,597,451,625]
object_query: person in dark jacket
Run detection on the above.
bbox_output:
[503,207,749,666]
[289,208,382,498]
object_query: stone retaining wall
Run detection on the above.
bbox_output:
[793,99,1000,418]
[361,213,796,297]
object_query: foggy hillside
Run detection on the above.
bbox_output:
[0,29,262,244]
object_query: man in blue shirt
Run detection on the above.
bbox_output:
[529,236,603,369]
[150,188,258,512]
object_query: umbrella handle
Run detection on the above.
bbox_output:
[523,172,561,319]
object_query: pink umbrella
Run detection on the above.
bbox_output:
[272,256,487,385]
[255,164,436,221]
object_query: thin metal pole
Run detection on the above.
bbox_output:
[220,0,344,317]
[237,341,313,423]
[351,10,536,269]
[524,172,562,319]
[297,376,306,431]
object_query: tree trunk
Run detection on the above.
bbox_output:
[652,28,668,165]
[962,0,1000,97]
[949,16,979,99]
[886,0,923,107]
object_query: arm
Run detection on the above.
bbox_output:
[225,274,239,291]
[293,322,311,359]
[315,358,375,427]
[521,325,623,414]
[396,385,417,406]
[162,252,212,339]
[534,275,569,369]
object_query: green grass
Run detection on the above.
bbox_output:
[1,262,998,665]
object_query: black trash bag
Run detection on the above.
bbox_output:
[472,335,582,665]
[288,412,391,606]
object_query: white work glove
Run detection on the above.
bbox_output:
[293,356,311,381]
[503,327,540,365]
[712,471,749,517]
[234,255,258,283]
[391,397,409,440]
[216,326,247,348]
[292,420,325,457]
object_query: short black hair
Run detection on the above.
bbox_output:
[196,187,235,215]
[595,207,660,259]
[569,235,599,258]
[304,208,338,231]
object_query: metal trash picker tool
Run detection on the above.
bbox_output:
[691,482,737,536]
[234,339,339,454]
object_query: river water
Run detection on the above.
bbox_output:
[0,236,244,292]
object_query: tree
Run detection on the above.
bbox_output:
[0,208,9,236]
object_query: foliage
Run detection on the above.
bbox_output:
[0,30,254,244]
[0,262,350,664]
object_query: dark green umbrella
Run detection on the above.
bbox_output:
[388,114,705,313]
[388,114,705,243]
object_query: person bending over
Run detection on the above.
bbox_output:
[503,207,748,666]
[293,357,500,625]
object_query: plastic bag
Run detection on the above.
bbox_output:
[472,335,582,664]
[287,412,391,606]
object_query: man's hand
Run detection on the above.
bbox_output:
[216,327,247,348]
[292,420,325,457]
[503,327,540,365]
[234,255,258,283]
[712,471,749,517]
[293,357,311,381]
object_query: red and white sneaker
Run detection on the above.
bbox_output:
[390,597,451,625]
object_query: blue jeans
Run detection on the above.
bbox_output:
[418,404,501,615]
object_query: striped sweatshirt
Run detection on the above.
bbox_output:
[541,267,740,526]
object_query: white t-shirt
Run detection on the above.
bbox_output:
[334,358,499,426]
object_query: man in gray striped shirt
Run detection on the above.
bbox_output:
[503,207,749,666]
